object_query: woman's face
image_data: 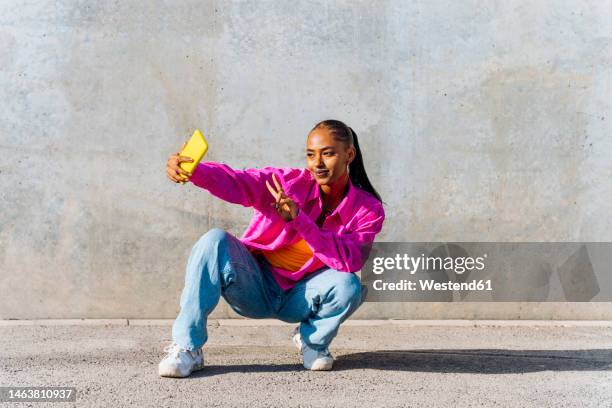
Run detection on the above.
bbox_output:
[306,127,355,186]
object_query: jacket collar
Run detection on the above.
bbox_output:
[306,173,356,225]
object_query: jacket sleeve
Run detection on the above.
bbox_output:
[188,161,302,211]
[285,204,385,272]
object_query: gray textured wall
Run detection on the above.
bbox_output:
[1,1,611,319]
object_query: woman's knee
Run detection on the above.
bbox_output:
[195,228,231,250]
[327,271,362,308]
[187,228,232,285]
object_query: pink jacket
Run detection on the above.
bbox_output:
[189,161,385,290]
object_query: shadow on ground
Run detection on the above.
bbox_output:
[336,349,612,373]
[186,349,612,377]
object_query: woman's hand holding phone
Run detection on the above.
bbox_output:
[166,142,194,184]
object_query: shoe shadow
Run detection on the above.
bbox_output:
[333,349,612,374]
[187,363,301,378]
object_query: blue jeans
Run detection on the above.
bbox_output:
[172,228,365,352]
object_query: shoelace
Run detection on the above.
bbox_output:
[163,343,188,358]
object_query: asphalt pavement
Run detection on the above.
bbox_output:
[1,319,611,407]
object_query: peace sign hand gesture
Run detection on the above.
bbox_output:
[265,173,299,222]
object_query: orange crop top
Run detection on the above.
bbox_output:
[253,239,314,272]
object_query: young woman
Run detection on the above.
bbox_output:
[159,119,385,377]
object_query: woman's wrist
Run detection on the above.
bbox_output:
[292,208,300,220]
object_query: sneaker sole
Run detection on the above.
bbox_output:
[158,360,205,378]
[307,358,334,371]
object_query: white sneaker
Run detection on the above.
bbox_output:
[291,325,303,351]
[158,343,205,378]
[291,326,334,371]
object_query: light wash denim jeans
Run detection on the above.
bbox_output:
[172,228,366,352]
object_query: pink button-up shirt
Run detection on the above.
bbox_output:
[189,161,385,290]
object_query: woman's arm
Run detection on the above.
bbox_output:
[286,205,385,272]
[189,161,302,211]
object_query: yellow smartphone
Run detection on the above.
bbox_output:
[178,129,208,183]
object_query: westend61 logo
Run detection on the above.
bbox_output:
[372,253,487,275]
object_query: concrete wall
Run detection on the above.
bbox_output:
[1,0,611,319]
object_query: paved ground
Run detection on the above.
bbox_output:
[1,320,612,407]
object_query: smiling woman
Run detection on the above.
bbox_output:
[160,119,385,377]
[305,120,382,225]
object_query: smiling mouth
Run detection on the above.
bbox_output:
[314,170,329,177]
